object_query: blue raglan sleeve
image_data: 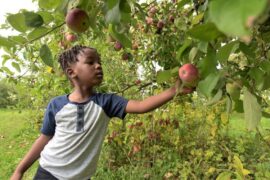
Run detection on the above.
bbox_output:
[103,94,129,119]
[40,101,56,136]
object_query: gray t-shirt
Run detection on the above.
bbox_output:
[39,93,128,180]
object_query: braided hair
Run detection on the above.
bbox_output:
[58,45,97,73]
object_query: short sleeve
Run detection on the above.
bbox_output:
[103,94,129,119]
[40,101,56,136]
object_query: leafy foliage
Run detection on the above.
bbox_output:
[1,0,270,178]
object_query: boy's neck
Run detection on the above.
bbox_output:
[69,86,94,103]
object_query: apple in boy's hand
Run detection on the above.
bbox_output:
[178,63,199,88]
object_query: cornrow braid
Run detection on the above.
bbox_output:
[58,45,97,72]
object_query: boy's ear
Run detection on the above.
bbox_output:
[66,67,76,78]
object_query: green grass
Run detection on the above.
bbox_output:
[228,113,270,137]
[0,109,39,180]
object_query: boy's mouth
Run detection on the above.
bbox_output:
[96,72,103,78]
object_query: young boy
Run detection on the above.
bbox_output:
[11,45,191,180]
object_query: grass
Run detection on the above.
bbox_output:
[0,109,269,179]
[0,109,39,180]
[228,113,270,137]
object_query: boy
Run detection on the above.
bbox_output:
[11,45,192,180]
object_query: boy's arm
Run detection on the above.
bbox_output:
[10,134,52,180]
[125,79,191,114]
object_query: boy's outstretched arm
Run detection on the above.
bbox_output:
[125,79,190,114]
[10,134,52,180]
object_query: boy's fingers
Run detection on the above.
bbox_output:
[180,87,195,94]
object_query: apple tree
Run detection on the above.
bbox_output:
[1,0,269,130]
[1,0,270,178]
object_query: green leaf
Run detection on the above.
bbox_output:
[197,73,220,98]
[106,0,119,9]
[176,39,192,61]
[226,95,232,113]
[234,99,244,113]
[261,74,270,90]
[209,0,267,37]
[108,24,131,48]
[206,89,223,106]
[248,68,265,90]
[1,67,14,75]
[39,44,54,67]
[259,61,270,72]
[177,0,190,10]
[197,42,208,53]
[8,36,27,44]
[38,0,62,10]
[23,11,44,28]
[243,88,261,131]
[197,46,217,79]
[187,22,223,42]
[105,1,121,24]
[119,0,131,13]
[157,67,179,83]
[189,47,198,62]
[216,171,232,180]
[38,11,54,24]
[262,111,270,118]
[11,62,21,72]
[217,41,238,63]
[239,42,256,58]
[233,156,244,177]
[7,13,29,32]
[77,0,91,10]
[157,70,171,83]
[27,27,49,41]
[1,55,11,66]
[261,31,270,42]
[0,36,15,48]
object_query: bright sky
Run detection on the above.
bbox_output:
[0,0,37,76]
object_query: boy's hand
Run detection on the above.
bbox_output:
[10,171,23,180]
[175,78,195,95]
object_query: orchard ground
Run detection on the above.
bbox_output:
[0,108,269,179]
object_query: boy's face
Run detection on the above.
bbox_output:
[69,48,103,87]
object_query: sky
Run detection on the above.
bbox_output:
[0,0,37,75]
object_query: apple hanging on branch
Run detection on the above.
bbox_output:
[178,63,199,93]
[65,8,90,33]
[65,32,77,42]
[114,41,123,51]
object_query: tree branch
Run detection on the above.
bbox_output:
[117,81,154,95]
[24,22,66,46]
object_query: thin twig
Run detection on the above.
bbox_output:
[24,22,66,46]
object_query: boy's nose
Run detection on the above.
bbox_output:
[95,63,102,69]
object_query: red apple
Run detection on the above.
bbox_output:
[178,63,199,87]
[149,7,157,14]
[169,15,175,23]
[65,32,77,42]
[114,41,122,51]
[65,8,90,33]
[122,53,129,60]
[132,144,141,153]
[157,20,165,29]
[135,79,141,85]
[146,17,154,25]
